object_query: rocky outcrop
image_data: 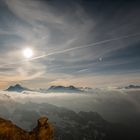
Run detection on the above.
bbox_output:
[0,117,54,140]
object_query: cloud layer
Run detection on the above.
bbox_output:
[1,89,140,126]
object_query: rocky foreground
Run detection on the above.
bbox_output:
[0,117,54,140]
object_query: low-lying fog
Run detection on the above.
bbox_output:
[0,88,140,127]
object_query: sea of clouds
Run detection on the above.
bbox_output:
[0,88,140,126]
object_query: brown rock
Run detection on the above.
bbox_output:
[0,117,54,140]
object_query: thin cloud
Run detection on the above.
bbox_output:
[0,0,139,88]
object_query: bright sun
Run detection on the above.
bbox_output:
[23,48,33,58]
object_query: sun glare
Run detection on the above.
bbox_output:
[23,48,33,58]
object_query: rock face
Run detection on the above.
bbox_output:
[0,117,54,140]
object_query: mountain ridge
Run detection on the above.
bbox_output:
[5,84,31,92]
[5,84,87,93]
[47,85,83,93]
[125,84,140,89]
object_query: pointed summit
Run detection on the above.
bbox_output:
[6,84,30,92]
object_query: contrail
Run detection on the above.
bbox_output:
[30,32,140,59]
[0,32,140,67]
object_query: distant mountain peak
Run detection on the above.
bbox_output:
[47,85,83,93]
[14,84,23,88]
[125,84,140,89]
[6,84,30,92]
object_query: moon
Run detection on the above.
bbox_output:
[23,48,33,58]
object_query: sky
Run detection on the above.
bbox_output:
[0,0,140,89]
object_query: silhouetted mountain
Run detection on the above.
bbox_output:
[0,116,54,140]
[5,84,93,93]
[47,85,83,93]
[6,84,31,92]
[125,84,140,89]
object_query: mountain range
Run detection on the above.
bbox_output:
[0,100,138,140]
[0,90,140,140]
[5,84,85,93]
[5,84,140,93]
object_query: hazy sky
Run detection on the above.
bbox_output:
[0,0,140,89]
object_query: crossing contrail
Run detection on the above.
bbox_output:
[0,32,140,67]
[29,32,140,60]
